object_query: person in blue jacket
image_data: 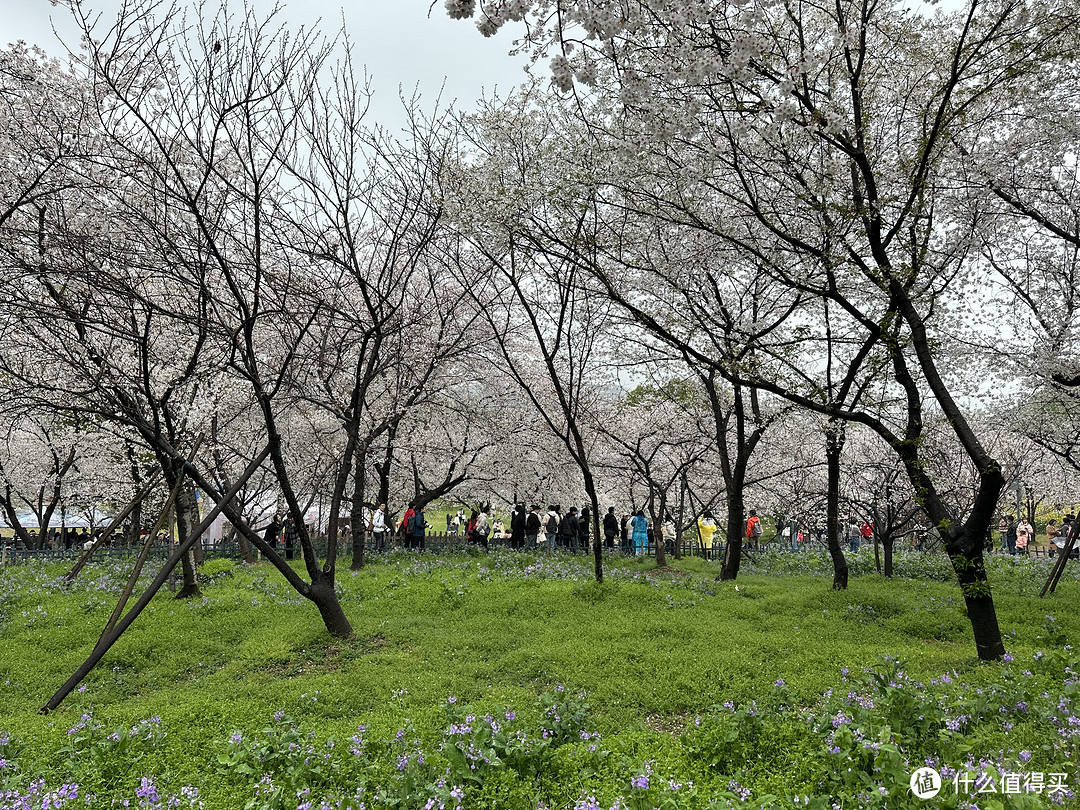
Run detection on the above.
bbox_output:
[631,510,649,556]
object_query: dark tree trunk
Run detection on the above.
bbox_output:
[308,573,354,639]
[651,496,667,569]
[949,544,1004,660]
[235,524,255,564]
[673,479,686,561]
[173,484,202,599]
[582,463,604,583]
[128,500,142,548]
[720,493,744,581]
[350,443,368,571]
[825,419,849,590]
[883,535,894,578]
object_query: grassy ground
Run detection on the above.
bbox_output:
[2,549,1079,808]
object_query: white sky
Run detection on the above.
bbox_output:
[4,0,530,131]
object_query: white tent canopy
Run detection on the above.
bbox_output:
[0,509,113,529]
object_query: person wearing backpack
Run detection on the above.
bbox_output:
[407,506,428,551]
[545,506,560,552]
[399,503,415,546]
[746,509,763,549]
[475,506,491,551]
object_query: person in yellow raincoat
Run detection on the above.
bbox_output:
[697,510,718,550]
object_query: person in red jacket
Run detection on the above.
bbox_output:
[746,510,762,549]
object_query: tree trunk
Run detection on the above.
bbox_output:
[648,514,665,570]
[128,500,142,548]
[308,572,354,639]
[883,535,894,578]
[235,524,255,564]
[582,464,604,583]
[719,494,743,581]
[949,544,1005,660]
[173,483,202,599]
[825,419,849,590]
[673,479,686,561]
[350,442,368,571]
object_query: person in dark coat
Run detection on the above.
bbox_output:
[526,505,542,547]
[408,506,428,551]
[263,514,281,551]
[510,503,526,550]
[559,507,579,551]
[603,507,619,549]
[282,514,297,560]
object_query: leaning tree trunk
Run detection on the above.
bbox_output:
[825,418,849,590]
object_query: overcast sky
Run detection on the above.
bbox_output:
[5,0,529,131]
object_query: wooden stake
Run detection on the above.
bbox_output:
[41,445,270,714]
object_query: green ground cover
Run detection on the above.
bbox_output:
[1,549,1079,809]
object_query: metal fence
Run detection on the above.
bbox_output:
[1,531,1061,565]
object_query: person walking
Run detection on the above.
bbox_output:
[603,507,619,549]
[997,514,1010,554]
[745,509,762,549]
[620,513,631,554]
[631,510,649,556]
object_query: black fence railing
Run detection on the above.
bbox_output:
[1,532,1060,565]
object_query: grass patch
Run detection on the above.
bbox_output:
[1,549,1079,808]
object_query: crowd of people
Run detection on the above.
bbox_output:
[994,513,1077,557]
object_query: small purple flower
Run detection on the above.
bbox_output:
[1019,750,1032,763]
[136,776,159,806]
[1003,653,1014,663]
[631,775,649,790]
